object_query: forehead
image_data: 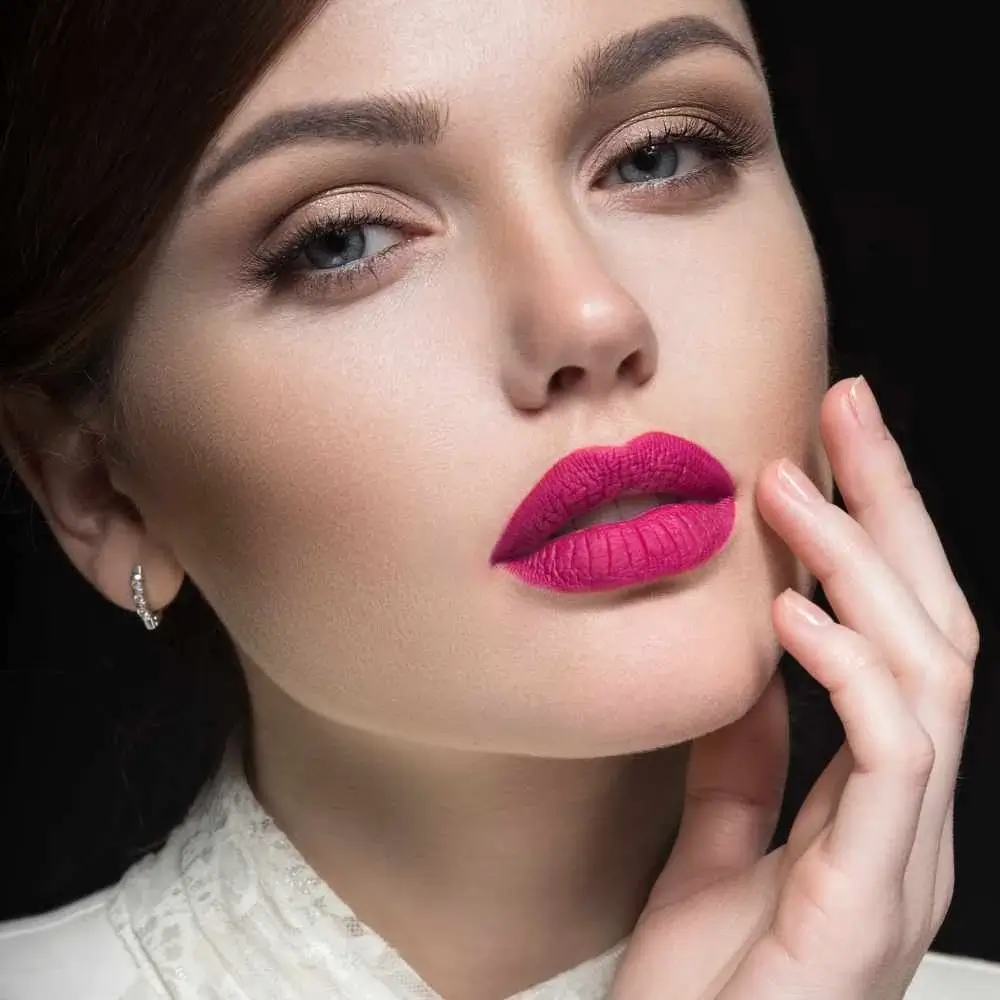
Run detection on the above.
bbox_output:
[219,0,755,136]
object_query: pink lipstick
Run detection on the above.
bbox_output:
[490,431,735,593]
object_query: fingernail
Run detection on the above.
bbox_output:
[783,589,832,627]
[776,459,822,504]
[848,376,886,434]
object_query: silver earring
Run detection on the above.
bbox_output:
[130,563,163,631]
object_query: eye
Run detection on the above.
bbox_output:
[290,223,403,273]
[242,202,420,298]
[603,140,708,188]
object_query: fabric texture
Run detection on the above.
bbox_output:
[2,746,998,999]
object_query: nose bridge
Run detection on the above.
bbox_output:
[489,183,659,409]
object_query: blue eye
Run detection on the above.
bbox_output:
[243,202,419,300]
[295,224,402,272]
[607,141,707,187]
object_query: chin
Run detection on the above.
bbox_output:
[449,540,785,756]
[446,627,782,760]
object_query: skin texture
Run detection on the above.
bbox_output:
[612,384,977,998]
[5,0,930,995]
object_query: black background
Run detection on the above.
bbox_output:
[3,0,992,965]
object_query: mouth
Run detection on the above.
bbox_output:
[546,491,689,541]
[489,432,736,593]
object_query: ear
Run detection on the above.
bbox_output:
[0,389,184,618]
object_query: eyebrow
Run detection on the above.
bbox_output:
[574,15,756,100]
[192,15,757,201]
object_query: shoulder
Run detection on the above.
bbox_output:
[0,888,152,1000]
[907,950,1000,999]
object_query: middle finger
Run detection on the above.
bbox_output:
[757,457,970,914]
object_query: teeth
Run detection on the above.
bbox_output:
[554,493,678,538]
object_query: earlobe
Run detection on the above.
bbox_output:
[90,519,184,618]
[0,393,185,618]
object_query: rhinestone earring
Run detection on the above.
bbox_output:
[130,563,163,631]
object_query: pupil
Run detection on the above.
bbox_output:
[304,228,365,269]
[322,233,350,255]
[633,147,661,172]
[617,142,679,184]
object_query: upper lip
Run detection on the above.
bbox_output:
[490,431,735,562]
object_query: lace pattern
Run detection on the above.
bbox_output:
[107,746,629,999]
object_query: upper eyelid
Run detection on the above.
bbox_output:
[285,115,735,219]
[252,111,763,270]
[591,111,750,159]
[244,101,765,236]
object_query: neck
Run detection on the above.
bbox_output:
[243,669,687,1000]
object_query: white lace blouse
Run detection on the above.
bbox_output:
[1,746,997,999]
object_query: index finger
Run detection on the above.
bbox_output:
[821,376,978,661]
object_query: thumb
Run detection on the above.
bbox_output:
[647,670,789,910]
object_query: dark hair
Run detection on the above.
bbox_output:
[0,2,328,400]
[1,1,837,910]
[0,2,328,899]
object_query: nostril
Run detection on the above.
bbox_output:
[549,366,585,393]
[618,351,642,378]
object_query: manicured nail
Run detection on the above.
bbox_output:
[783,588,832,627]
[777,459,822,503]
[848,376,886,434]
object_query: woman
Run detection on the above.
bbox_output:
[0,0,994,997]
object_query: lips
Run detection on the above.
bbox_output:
[552,491,680,538]
[490,431,736,593]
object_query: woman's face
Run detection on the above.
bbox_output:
[113,0,827,756]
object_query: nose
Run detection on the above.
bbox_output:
[495,200,659,412]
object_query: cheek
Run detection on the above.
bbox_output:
[623,176,829,450]
[121,299,507,647]
[117,178,828,755]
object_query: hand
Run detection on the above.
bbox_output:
[612,377,979,1000]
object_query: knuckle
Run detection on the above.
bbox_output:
[899,479,922,505]
[838,641,872,680]
[853,905,907,969]
[792,856,853,922]
[835,626,877,672]
[947,607,981,664]
[934,649,975,708]
[886,726,936,778]
[788,864,910,969]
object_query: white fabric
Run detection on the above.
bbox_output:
[2,749,998,999]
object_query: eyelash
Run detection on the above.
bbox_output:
[603,112,764,190]
[242,112,768,297]
[243,204,408,297]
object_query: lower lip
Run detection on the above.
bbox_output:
[496,498,735,593]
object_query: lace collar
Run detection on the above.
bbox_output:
[108,744,629,999]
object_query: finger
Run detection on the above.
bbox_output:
[783,746,852,864]
[820,377,979,663]
[647,671,788,909]
[823,378,972,933]
[931,804,957,930]
[758,456,973,919]
[903,689,968,935]
[777,589,930,888]
[756,456,957,700]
